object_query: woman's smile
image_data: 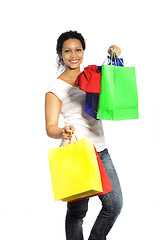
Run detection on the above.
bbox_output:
[70,59,79,64]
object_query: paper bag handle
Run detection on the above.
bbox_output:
[61,131,78,146]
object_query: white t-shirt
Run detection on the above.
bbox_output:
[46,78,106,152]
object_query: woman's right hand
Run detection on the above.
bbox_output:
[62,125,75,140]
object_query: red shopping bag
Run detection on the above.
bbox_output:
[75,65,101,94]
[94,146,113,195]
[69,146,113,202]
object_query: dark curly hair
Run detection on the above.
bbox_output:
[56,30,86,69]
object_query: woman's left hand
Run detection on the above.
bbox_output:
[108,45,121,58]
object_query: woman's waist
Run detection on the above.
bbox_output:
[61,126,106,152]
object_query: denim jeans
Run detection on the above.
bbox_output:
[65,148,123,240]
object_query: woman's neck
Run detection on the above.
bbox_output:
[58,67,81,85]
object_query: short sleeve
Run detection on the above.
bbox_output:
[46,79,64,102]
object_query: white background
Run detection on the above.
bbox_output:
[0,0,160,239]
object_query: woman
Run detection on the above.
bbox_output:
[45,30,123,240]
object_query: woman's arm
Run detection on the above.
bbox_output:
[45,92,74,140]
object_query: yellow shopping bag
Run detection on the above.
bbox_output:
[48,138,103,201]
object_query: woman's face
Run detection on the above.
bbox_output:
[60,38,84,70]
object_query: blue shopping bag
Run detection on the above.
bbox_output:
[84,93,99,120]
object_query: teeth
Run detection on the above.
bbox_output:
[70,60,78,63]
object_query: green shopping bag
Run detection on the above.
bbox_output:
[97,62,138,120]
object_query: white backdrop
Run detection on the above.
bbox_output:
[0,0,160,239]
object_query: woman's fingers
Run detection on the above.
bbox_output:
[108,45,121,58]
[62,125,75,140]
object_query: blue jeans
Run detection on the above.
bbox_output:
[65,148,123,240]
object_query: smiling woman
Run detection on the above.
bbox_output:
[56,30,86,71]
[60,38,84,74]
[45,30,123,240]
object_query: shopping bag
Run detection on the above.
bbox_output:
[84,93,99,119]
[75,65,101,94]
[48,138,103,201]
[97,63,138,120]
[94,146,113,195]
[69,145,113,202]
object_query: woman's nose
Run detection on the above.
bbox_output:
[70,51,77,58]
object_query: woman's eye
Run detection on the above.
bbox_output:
[65,50,70,52]
[76,49,81,51]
